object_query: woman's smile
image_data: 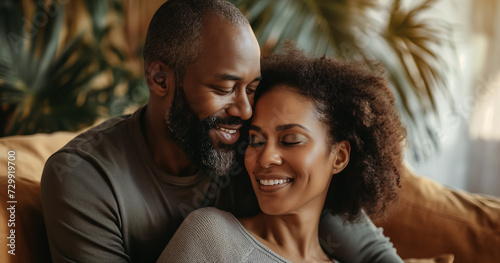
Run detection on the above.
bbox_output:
[255,174,294,192]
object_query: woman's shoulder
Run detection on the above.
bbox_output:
[186,207,235,223]
[183,207,240,234]
[179,208,259,257]
[167,208,293,262]
[159,208,248,262]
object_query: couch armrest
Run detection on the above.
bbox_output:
[0,177,51,263]
[375,167,500,263]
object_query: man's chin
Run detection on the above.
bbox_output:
[201,151,236,178]
[193,134,233,177]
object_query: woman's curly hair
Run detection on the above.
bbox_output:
[256,45,406,222]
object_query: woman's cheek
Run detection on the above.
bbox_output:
[292,147,315,167]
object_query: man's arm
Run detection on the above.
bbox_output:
[319,210,404,263]
[41,152,130,263]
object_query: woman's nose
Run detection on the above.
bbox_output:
[258,144,282,168]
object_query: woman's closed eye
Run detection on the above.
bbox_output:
[249,134,266,147]
[281,134,306,146]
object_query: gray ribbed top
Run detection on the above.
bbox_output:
[157,207,301,262]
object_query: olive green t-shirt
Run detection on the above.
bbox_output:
[41,107,256,262]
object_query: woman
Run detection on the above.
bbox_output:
[158,46,406,262]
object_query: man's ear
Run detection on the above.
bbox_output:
[146,60,175,97]
[331,141,350,174]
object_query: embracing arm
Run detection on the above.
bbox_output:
[41,152,130,263]
[319,210,404,263]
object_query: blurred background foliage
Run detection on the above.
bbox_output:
[0,0,148,137]
[231,0,456,161]
[0,0,457,161]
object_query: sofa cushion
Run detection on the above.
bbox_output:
[375,167,500,263]
[0,132,76,263]
[404,254,454,263]
[0,132,77,182]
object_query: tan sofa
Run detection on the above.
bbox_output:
[0,132,499,263]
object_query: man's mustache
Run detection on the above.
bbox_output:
[203,116,246,129]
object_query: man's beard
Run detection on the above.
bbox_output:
[165,85,243,177]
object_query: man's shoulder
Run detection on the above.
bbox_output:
[45,109,142,164]
[63,114,132,151]
[42,111,140,183]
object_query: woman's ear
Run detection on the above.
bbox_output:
[146,60,175,97]
[331,141,350,174]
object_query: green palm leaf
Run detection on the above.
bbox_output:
[0,0,137,136]
[233,0,455,160]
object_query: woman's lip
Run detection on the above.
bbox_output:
[255,178,293,193]
[254,173,293,181]
[213,126,240,144]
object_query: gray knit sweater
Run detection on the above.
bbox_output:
[158,207,333,262]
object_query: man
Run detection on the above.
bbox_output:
[41,0,403,262]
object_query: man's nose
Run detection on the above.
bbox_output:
[226,90,252,120]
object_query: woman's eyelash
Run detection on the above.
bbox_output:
[281,141,301,146]
[249,141,265,147]
[248,135,265,147]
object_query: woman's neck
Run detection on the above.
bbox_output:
[239,209,331,262]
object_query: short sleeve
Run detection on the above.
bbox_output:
[41,152,130,262]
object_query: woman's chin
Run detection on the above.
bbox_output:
[258,203,291,216]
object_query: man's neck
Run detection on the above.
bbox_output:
[143,106,198,176]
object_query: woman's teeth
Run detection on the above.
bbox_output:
[259,178,292,186]
[217,126,236,134]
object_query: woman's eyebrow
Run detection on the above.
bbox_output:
[249,125,262,132]
[276,124,310,132]
[249,124,310,132]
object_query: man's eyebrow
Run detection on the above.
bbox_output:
[213,74,262,82]
[253,76,262,82]
[276,124,310,132]
[214,73,241,81]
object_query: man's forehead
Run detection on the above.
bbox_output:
[199,14,256,49]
